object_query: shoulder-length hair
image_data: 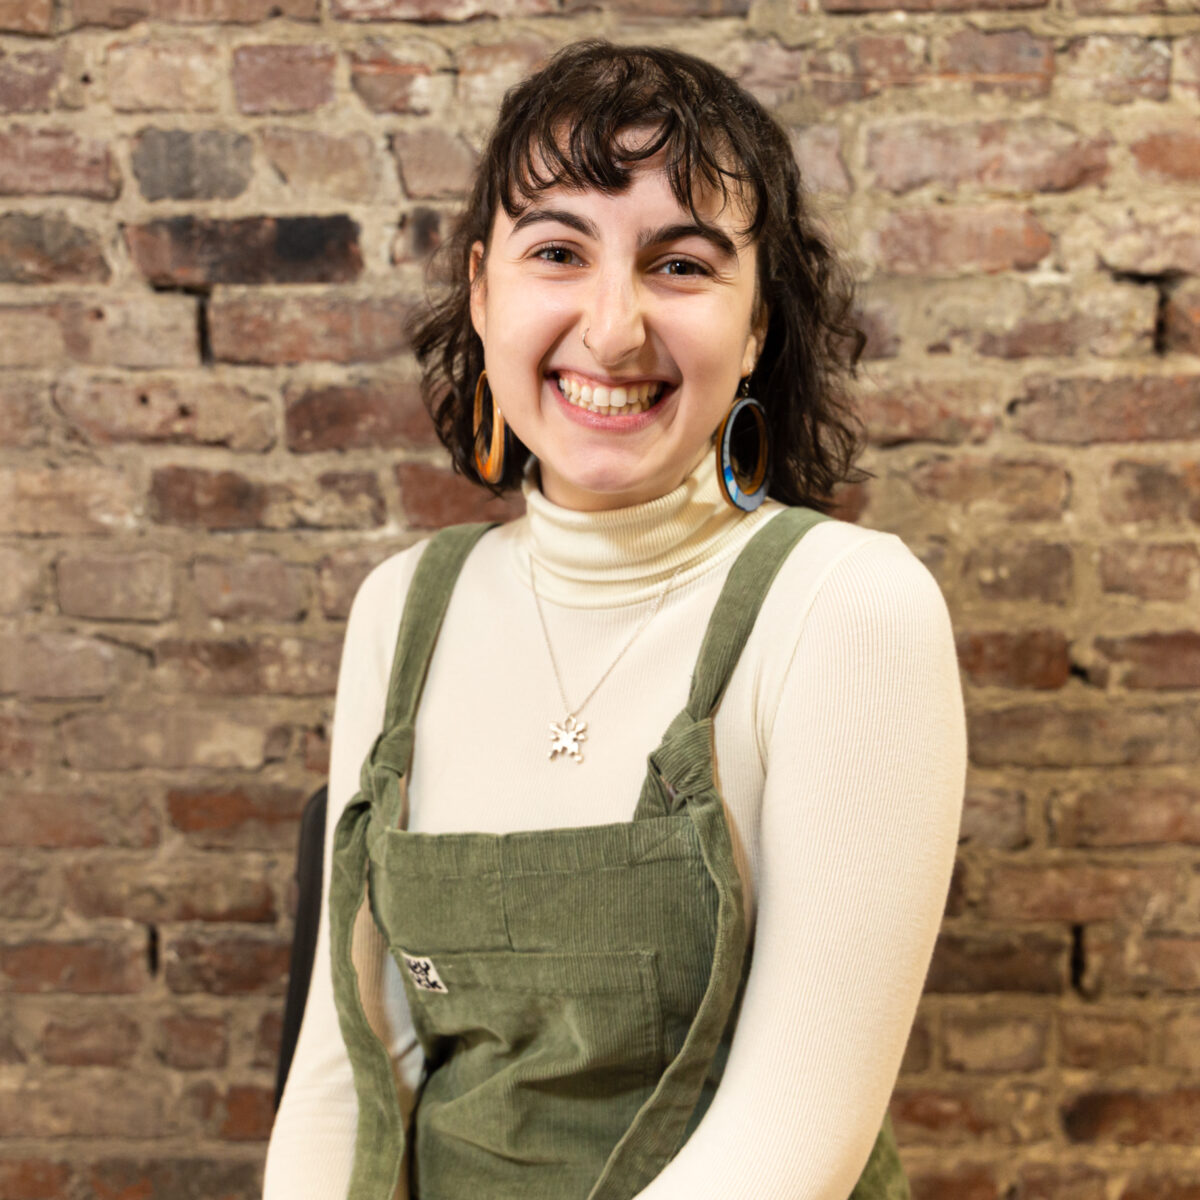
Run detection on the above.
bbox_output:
[408,38,870,511]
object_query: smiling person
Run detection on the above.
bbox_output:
[264,40,966,1200]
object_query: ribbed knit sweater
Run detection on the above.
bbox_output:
[263,450,967,1200]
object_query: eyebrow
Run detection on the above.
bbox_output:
[509,208,739,260]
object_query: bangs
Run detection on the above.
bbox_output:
[488,43,769,243]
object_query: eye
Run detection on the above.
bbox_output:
[533,244,581,266]
[657,258,711,278]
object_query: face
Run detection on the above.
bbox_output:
[468,151,765,512]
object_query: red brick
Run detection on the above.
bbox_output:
[0,377,45,448]
[927,930,1070,994]
[455,37,549,115]
[960,786,1027,849]
[963,542,1073,605]
[62,708,278,770]
[825,0,1042,9]
[57,552,174,621]
[0,632,135,699]
[0,1076,186,1138]
[0,50,62,119]
[1123,1177,1200,1200]
[70,0,318,21]
[0,937,148,994]
[154,636,340,696]
[1100,542,1198,601]
[806,35,925,106]
[1012,1163,1108,1200]
[867,118,1107,194]
[66,858,275,923]
[934,28,1054,98]
[942,1010,1047,1072]
[898,1010,932,1074]
[856,377,996,446]
[333,0,553,15]
[220,1084,274,1140]
[158,1012,229,1069]
[0,547,39,613]
[1103,459,1200,525]
[891,1082,1052,1144]
[1131,130,1200,183]
[317,545,402,618]
[1162,1010,1200,1072]
[131,127,254,201]
[985,862,1176,923]
[909,456,1069,520]
[1084,927,1200,994]
[0,857,56,920]
[1,791,158,849]
[209,292,412,365]
[0,0,53,33]
[349,37,450,114]
[790,125,852,195]
[261,127,378,200]
[1087,207,1200,276]
[303,722,330,774]
[0,714,53,771]
[955,629,1070,689]
[233,43,334,114]
[1091,631,1200,689]
[0,296,199,369]
[910,1164,999,1200]
[0,1160,71,1200]
[126,215,362,287]
[1165,279,1200,355]
[149,465,385,530]
[285,377,434,451]
[391,127,477,199]
[1061,36,1170,103]
[870,206,1051,275]
[0,128,120,199]
[1013,374,1200,444]
[0,211,107,284]
[106,37,221,111]
[1063,1088,1200,1144]
[164,932,290,995]
[1051,785,1200,848]
[1058,1011,1150,1068]
[395,461,525,529]
[83,1157,262,1199]
[970,704,1198,768]
[42,1011,140,1065]
[192,554,309,621]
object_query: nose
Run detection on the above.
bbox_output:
[581,267,646,367]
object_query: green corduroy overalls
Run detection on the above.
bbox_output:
[329,507,912,1200]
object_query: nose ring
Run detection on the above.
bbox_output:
[582,327,591,352]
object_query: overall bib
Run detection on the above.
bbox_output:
[329,508,911,1200]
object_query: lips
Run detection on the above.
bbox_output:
[553,371,668,416]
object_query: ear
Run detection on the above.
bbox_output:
[740,296,768,379]
[468,240,487,344]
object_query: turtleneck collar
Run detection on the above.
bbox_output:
[507,449,779,608]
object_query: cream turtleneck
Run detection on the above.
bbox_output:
[264,453,967,1200]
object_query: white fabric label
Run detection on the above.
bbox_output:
[401,953,447,993]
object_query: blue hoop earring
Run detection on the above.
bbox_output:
[715,392,769,512]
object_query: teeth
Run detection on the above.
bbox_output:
[555,375,662,415]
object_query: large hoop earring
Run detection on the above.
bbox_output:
[715,391,769,512]
[472,369,506,484]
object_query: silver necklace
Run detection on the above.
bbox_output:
[530,555,685,764]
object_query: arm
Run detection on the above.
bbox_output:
[634,536,967,1198]
[263,548,427,1200]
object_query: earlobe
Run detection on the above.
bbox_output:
[469,240,487,343]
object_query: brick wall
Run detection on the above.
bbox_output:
[1,1,1198,1197]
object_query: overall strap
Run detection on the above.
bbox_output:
[383,522,498,732]
[686,505,831,720]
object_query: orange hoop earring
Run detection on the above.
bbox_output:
[472,369,506,484]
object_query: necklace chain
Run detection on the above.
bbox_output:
[532,556,691,734]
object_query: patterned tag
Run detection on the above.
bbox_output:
[401,953,447,993]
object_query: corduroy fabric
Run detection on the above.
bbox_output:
[329,509,911,1200]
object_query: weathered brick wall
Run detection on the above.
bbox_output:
[1,0,1198,1196]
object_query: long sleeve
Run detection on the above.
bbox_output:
[263,546,427,1200]
[632,536,967,1198]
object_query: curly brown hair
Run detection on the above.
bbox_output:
[408,38,870,511]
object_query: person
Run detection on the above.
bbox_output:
[263,39,966,1200]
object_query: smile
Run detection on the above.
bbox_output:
[554,372,666,416]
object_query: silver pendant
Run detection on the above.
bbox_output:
[549,714,587,764]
